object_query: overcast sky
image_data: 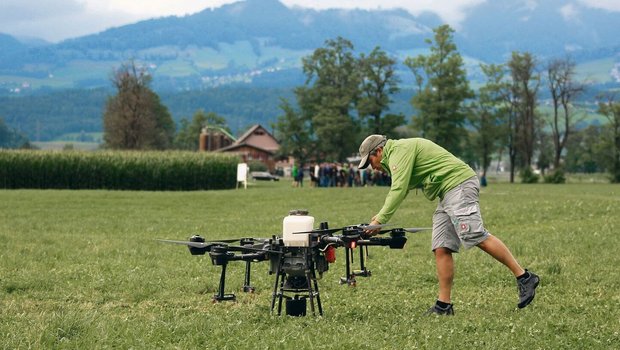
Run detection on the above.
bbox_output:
[2,0,620,43]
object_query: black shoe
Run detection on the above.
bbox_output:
[517,270,539,309]
[426,303,455,316]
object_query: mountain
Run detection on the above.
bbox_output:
[0,0,619,142]
[1,0,619,92]
[458,0,620,62]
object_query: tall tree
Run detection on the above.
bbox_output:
[103,61,175,150]
[597,94,620,182]
[404,25,473,156]
[273,99,314,166]
[0,117,30,149]
[298,37,361,161]
[357,47,404,136]
[507,52,540,169]
[468,64,508,179]
[546,57,585,169]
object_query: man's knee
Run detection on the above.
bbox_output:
[433,247,454,257]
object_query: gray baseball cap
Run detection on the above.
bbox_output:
[358,135,387,169]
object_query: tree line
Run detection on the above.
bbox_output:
[272,25,620,183]
[84,25,620,183]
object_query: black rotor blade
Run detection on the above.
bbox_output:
[358,223,393,230]
[402,227,432,233]
[292,227,344,235]
[208,237,270,244]
[227,245,282,255]
[156,239,215,249]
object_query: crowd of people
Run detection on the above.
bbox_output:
[291,162,391,188]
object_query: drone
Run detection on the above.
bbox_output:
[158,210,430,316]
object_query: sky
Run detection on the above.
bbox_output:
[1,0,620,43]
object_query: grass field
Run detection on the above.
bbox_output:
[1,181,618,349]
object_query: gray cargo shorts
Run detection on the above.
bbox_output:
[431,176,489,252]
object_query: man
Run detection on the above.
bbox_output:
[358,135,539,315]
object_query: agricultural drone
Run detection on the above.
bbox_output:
[158,210,429,316]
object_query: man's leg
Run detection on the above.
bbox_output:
[476,234,524,277]
[477,234,539,308]
[434,247,454,303]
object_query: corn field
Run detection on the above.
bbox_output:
[0,150,240,190]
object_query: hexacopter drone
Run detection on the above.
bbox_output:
[159,210,429,316]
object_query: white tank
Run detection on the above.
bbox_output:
[282,209,314,247]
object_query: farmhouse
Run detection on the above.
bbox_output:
[200,124,280,172]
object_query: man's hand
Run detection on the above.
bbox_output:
[363,218,382,237]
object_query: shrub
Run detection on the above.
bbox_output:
[247,160,268,172]
[519,167,540,184]
[544,169,566,184]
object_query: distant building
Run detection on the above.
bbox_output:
[210,124,281,172]
[199,126,236,151]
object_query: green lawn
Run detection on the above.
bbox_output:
[1,182,618,349]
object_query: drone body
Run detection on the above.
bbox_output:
[158,210,430,316]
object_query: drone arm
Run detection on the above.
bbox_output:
[229,252,269,262]
[357,236,407,249]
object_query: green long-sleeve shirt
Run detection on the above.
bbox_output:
[375,138,476,224]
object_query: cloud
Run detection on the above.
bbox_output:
[282,0,487,26]
[560,4,580,21]
[578,0,620,12]
[0,0,488,42]
[0,0,84,21]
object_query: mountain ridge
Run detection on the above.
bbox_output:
[1,0,619,93]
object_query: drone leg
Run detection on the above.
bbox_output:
[271,254,288,316]
[214,263,236,302]
[340,247,356,286]
[305,269,316,316]
[243,261,255,293]
[354,246,371,278]
[310,261,323,316]
[277,273,286,316]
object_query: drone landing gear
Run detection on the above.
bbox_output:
[340,245,372,286]
[211,249,261,302]
[271,249,323,316]
[213,263,236,302]
[242,260,255,293]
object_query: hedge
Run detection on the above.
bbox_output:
[0,150,240,190]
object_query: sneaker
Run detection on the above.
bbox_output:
[517,270,540,308]
[426,303,455,316]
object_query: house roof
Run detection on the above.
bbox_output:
[233,124,279,152]
[217,142,275,154]
[201,125,236,141]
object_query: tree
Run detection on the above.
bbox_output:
[298,37,361,161]
[273,99,314,166]
[467,64,508,179]
[174,110,229,150]
[0,117,30,149]
[565,125,605,173]
[405,25,473,156]
[597,94,620,182]
[103,61,175,150]
[507,52,540,170]
[357,47,404,136]
[546,57,585,169]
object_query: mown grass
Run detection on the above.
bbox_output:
[1,181,618,349]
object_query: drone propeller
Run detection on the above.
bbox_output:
[293,223,392,235]
[402,227,432,233]
[357,223,393,231]
[292,227,343,235]
[156,239,217,249]
[226,245,283,255]
[376,227,432,235]
[157,239,281,254]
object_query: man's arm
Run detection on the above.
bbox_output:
[374,145,416,224]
